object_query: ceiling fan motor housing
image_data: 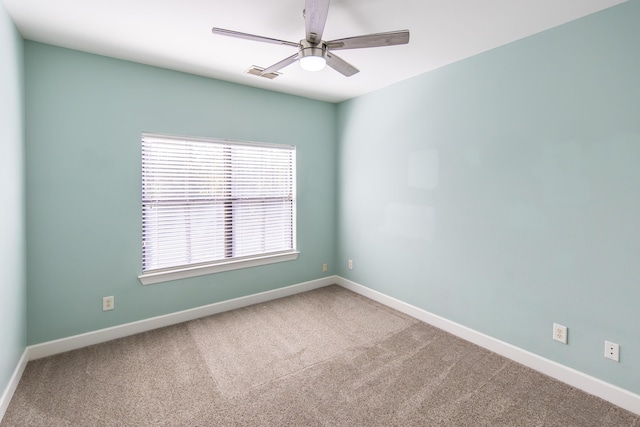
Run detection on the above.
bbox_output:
[300,39,326,59]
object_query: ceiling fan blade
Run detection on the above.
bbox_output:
[211,27,300,48]
[305,0,330,44]
[326,52,359,77]
[326,30,410,50]
[261,52,301,75]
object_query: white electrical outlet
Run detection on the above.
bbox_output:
[103,296,115,311]
[604,341,620,362]
[553,323,567,344]
[348,259,353,270]
[322,263,328,272]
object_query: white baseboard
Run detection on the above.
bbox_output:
[0,349,28,422]
[336,277,640,416]
[28,276,337,360]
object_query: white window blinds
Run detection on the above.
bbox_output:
[141,133,296,274]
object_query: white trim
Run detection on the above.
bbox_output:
[336,277,640,416]
[138,251,299,285]
[28,276,336,360]
[0,349,28,422]
[142,132,296,150]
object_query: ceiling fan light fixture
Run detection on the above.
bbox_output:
[299,43,326,72]
[300,55,326,72]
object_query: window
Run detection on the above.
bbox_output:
[139,133,297,285]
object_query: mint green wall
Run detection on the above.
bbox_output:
[25,42,337,344]
[0,1,26,396]
[337,0,640,394]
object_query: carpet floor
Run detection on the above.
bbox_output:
[2,285,638,426]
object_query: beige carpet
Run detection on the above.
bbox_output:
[2,285,638,426]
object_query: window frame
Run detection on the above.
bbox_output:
[138,133,298,285]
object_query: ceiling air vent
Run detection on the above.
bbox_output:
[246,66,281,79]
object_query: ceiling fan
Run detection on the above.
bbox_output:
[211,0,409,77]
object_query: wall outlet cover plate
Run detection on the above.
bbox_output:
[553,323,567,344]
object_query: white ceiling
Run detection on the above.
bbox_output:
[3,0,627,103]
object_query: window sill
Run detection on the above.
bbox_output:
[138,251,300,285]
